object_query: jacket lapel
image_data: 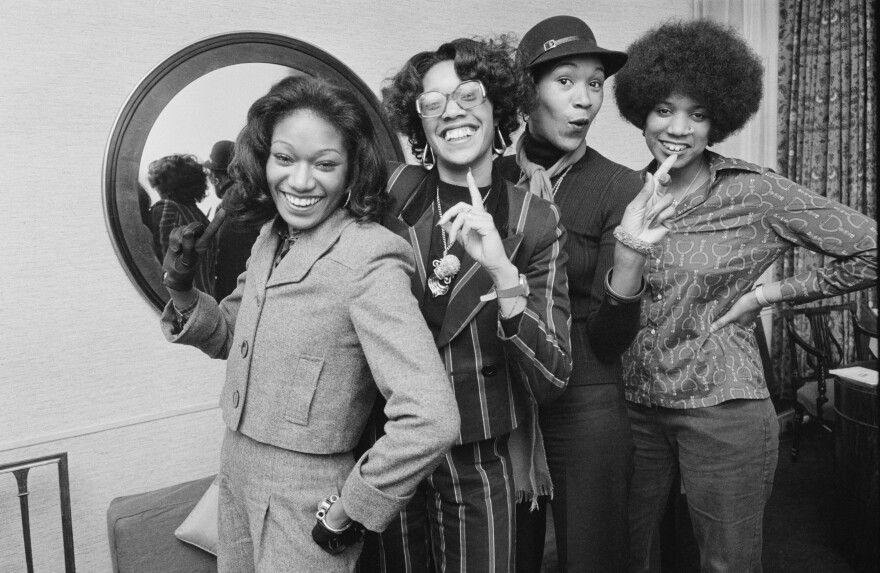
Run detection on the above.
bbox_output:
[436,232,524,348]
[266,209,353,288]
[247,222,278,305]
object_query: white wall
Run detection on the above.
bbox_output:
[0,1,694,569]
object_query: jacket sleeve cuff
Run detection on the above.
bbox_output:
[340,454,410,532]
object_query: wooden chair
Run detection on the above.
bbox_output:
[782,303,852,460]
[849,299,878,361]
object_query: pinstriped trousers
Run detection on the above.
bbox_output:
[361,435,515,573]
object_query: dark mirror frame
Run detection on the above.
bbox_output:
[103,31,404,311]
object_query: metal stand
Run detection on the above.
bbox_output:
[1,453,75,572]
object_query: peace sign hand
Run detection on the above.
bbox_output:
[436,169,508,276]
[619,154,678,248]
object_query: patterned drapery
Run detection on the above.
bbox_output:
[774,0,877,399]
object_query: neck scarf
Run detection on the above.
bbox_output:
[515,128,587,202]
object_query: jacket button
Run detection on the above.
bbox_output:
[481,365,498,377]
[232,390,240,408]
[240,340,248,357]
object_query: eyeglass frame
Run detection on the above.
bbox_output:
[415,80,488,119]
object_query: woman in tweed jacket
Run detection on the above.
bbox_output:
[158,76,459,572]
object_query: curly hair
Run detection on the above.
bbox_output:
[228,75,389,228]
[382,36,520,161]
[147,154,208,205]
[613,19,764,144]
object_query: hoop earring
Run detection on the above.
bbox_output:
[493,126,508,155]
[421,145,435,171]
[343,188,352,208]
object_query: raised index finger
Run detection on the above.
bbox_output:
[466,168,486,213]
[654,154,678,186]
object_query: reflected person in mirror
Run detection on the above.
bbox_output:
[158,75,459,572]
[202,140,260,302]
[147,153,217,297]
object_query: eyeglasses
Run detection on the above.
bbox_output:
[416,80,487,118]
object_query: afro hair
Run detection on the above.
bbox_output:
[613,19,764,144]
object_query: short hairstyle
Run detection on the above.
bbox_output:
[229,75,389,227]
[613,19,764,144]
[382,36,520,162]
[147,154,208,205]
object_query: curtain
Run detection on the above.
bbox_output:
[774,0,877,399]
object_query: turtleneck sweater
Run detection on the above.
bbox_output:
[498,142,643,386]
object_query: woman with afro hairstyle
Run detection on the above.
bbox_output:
[499,15,678,573]
[360,36,573,573]
[147,153,217,296]
[614,20,877,572]
[157,75,459,571]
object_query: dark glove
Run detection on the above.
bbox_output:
[161,209,227,292]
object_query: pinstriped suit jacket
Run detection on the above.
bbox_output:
[383,164,573,444]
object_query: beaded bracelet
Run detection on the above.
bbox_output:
[604,269,646,304]
[613,225,658,258]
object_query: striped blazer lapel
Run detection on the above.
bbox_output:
[436,231,524,348]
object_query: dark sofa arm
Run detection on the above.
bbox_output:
[107,475,217,573]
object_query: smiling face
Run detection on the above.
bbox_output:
[529,56,605,153]
[266,110,350,231]
[420,60,496,182]
[644,93,711,177]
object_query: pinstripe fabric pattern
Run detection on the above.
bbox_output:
[360,164,572,572]
[370,437,515,573]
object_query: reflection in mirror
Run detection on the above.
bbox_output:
[104,32,403,311]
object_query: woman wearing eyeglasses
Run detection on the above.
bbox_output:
[358,36,572,573]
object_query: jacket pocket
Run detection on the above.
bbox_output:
[284,355,324,425]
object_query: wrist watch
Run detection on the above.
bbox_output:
[311,494,365,555]
[495,273,529,299]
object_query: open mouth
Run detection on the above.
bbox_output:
[660,141,689,153]
[569,118,590,129]
[281,193,321,210]
[443,126,477,143]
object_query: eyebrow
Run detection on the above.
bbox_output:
[551,60,605,73]
[270,141,344,155]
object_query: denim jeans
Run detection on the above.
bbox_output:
[627,398,778,573]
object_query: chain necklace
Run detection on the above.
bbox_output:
[670,161,707,209]
[550,165,574,200]
[427,183,491,297]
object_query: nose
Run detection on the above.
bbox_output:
[287,162,315,192]
[572,83,592,109]
[441,96,466,119]
[667,112,692,136]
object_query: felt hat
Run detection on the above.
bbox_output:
[518,15,628,77]
[203,140,234,172]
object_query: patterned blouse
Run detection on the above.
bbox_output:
[623,152,877,409]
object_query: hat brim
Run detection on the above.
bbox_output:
[528,42,628,78]
[202,160,226,171]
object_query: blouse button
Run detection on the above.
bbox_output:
[241,340,249,357]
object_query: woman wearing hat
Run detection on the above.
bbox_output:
[498,15,674,572]
[613,20,876,572]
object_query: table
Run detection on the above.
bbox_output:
[832,360,878,573]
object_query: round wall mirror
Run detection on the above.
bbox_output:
[103,31,404,311]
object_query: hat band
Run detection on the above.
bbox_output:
[542,35,580,54]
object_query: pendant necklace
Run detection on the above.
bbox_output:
[427,183,491,297]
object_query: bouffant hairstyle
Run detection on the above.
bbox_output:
[147,154,208,205]
[382,36,520,162]
[613,19,764,145]
[228,75,388,228]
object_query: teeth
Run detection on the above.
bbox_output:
[444,127,476,141]
[662,143,686,152]
[284,194,320,208]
